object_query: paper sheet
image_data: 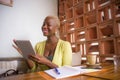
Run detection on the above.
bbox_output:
[44,66,100,79]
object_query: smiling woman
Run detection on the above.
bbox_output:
[13,16,72,72]
[0,0,13,7]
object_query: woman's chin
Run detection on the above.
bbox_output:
[43,34,48,36]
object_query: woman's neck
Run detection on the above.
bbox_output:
[47,36,59,44]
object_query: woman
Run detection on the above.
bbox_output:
[13,16,72,72]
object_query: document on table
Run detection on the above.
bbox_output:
[44,66,100,79]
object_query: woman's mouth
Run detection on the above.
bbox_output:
[42,30,48,34]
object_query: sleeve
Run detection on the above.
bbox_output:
[28,43,39,72]
[62,41,72,66]
[30,63,37,72]
[35,42,39,53]
[29,41,45,72]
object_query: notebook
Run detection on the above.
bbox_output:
[13,40,35,59]
[44,66,100,79]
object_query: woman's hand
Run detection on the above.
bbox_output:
[12,44,22,54]
[12,39,23,54]
[29,54,58,68]
[29,54,50,65]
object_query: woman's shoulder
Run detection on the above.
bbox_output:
[59,39,71,45]
[35,40,46,46]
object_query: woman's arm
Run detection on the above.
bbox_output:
[26,59,35,69]
[62,42,72,66]
[29,54,58,68]
[12,44,35,70]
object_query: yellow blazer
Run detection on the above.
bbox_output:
[31,39,72,72]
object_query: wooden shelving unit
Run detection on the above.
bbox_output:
[116,37,120,54]
[58,0,120,57]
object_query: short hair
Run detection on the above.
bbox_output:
[44,15,60,38]
[45,15,60,28]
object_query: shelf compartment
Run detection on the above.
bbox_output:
[71,43,77,52]
[98,0,110,7]
[86,41,99,54]
[115,18,120,36]
[73,0,83,5]
[68,32,76,43]
[85,12,97,26]
[115,1,120,17]
[66,19,75,32]
[116,37,120,54]
[100,39,115,55]
[59,15,66,23]
[66,8,74,19]
[98,4,113,23]
[59,23,67,34]
[77,30,86,42]
[84,0,96,13]
[86,26,98,40]
[74,3,83,17]
[77,42,86,56]
[60,34,67,41]
[99,23,114,38]
[65,0,73,9]
[59,2,65,16]
[75,16,84,28]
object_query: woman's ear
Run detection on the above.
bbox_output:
[55,29,59,38]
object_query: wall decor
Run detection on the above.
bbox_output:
[0,0,13,7]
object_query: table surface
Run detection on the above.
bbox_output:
[1,63,120,80]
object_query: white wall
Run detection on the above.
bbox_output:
[0,0,58,57]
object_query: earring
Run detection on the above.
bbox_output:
[55,31,59,38]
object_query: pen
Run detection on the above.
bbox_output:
[54,68,60,75]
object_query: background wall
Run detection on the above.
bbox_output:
[0,0,58,57]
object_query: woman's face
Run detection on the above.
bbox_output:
[42,17,57,37]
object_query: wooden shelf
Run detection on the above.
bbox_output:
[86,41,99,54]
[59,22,66,34]
[116,37,120,54]
[98,0,110,6]
[76,42,86,55]
[59,2,65,16]
[75,16,84,28]
[85,11,97,26]
[65,0,73,9]
[68,32,76,43]
[58,0,120,57]
[66,8,74,19]
[74,3,83,17]
[71,43,77,52]
[66,19,75,32]
[76,29,86,42]
[114,0,120,17]
[98,3,113,23]
[84,0,96,13]
[99,22,114,38]
[73,0,83,6]
[115,17,120,36]
[86,26,98,40]
[100,39,115,55]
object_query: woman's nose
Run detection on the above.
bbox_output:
[42,24,47,29]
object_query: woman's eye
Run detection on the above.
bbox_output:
[47,24,51,26]
[48,25,51,26]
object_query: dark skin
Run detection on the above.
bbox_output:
[42,17,59,57]
[13,16,59,69]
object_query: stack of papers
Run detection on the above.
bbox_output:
[44,66,100,79]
